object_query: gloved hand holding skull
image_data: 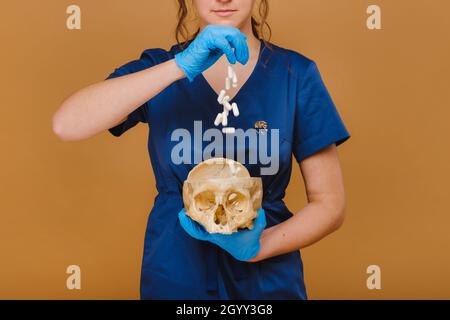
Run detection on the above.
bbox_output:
[178,158,266,261]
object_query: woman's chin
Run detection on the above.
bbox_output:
[209,20,240,28]
[206,15,242,26]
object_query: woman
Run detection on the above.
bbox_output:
[53,0,350,300]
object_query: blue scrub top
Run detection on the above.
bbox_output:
[106,40,350,300]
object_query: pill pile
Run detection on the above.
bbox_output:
[214,65,240,134]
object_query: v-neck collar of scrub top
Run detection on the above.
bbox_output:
[168,39,270,133]
[198,39,266,102]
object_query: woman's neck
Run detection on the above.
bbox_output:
[238,20,261,53]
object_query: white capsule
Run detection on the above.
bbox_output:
[231,102,239,117]
[214,113,223,126]
[221,112,228,126]
[223,98,232,111]
[217,90,226,104]
[222,127,236,134]
[222,105,229,117]
[232,72,238,87]
[228,65,234,79]
[225,77,231,90]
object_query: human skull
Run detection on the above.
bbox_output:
[182,158,263,234]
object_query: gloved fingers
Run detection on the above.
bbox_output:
[208,36,237,65]
[224,33,249,65]
[218,26,248,64]
[178,209,209,241]
[203,25,248,65]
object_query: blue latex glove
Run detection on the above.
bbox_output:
[174,25,249,82]
[178,208,266,262]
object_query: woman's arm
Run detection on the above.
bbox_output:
[249,144,346,262]
[53,26,249,142]
[52,59,185,141]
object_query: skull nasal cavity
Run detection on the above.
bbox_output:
[214,205,227,225]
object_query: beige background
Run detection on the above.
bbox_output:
[1,0,449,299]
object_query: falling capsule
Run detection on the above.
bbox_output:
[228,65,234,79]
[214,113,223,126]
[222,103,229,116]
[231,102,239,117]
[232,72,238,87]
[222,127,236,134]
[223,98,232,111]
[221,112,228,126]
[225,77,231,90]
[217,90,226,104]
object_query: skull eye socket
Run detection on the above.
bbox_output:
[194,191,216,212]
[225,192,247,214]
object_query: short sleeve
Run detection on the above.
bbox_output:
[105,49,164,137]
[293,60,350,163]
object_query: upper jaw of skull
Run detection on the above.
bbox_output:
[190,180,252,234]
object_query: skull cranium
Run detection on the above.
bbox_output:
[182,158,263,234]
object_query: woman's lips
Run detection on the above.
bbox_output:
[213,10,237,17]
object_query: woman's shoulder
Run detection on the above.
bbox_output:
[263,41,316,72]
[137,43,190,64]
[138,47,175,64]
